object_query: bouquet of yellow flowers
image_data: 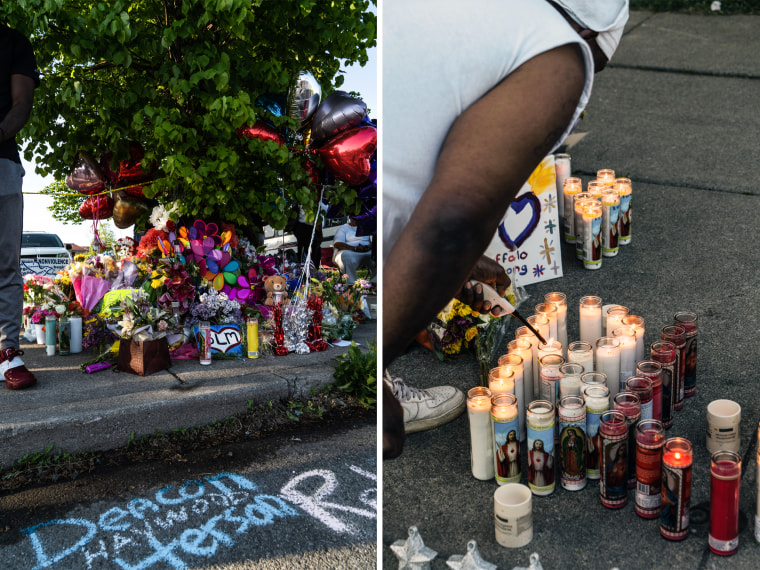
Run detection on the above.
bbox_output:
[428,299,491,360]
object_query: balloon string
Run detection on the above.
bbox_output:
[23,178,165,198]
[294,185,326,310]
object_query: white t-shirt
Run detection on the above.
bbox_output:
[333,223,371,248]
[383,0,594,256]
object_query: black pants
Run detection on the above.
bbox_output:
[293,222,323,268]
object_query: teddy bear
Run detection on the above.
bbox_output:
[263,275,290,306]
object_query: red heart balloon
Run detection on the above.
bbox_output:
[303,159,321,188]
[118,142,156,184]
[78,194,114,219]
[237,121,285,146]
[318,126,376,186]
[65,152,106,195]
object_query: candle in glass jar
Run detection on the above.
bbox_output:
[661,325,686,411]
[534,303,558,344]
[555,153,571,220]
[613,392,641,490]
[612,326,637,392]
[527,315,550,398]
[516,326,539,402]
[467,387,495,481]
[574,193,594,260]
[498,353,526,441]
[568,341,594,375]
[508,338,534,405]
[492,393,521,485]
[625,376,653,421]
[584,385,610,480]
[488,366,515,397]
[635,419,665,519]
[661,437,693,541]
[601,190,620,257]
[581,371,607,396]
[582,202,603,271]
[544,292,568,357]
[637,361,663,422]
[599,410,629,508]
[709,450,741,555]
[595,337,620,399]
[651,341,677,429]
[579,296,603,345]
[622,315,645,364]
[597,168,616,186]
[558,395,587,491]
[563,177,583,243]
[538,354,564,410]
[674,311,698,398]
[559,362,584,399]
[615,178,632,244]
[527,400,555,496]
[605,306,629,339]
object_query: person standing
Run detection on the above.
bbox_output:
[0,22,39,389]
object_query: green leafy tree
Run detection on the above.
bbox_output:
[4,0,376,236]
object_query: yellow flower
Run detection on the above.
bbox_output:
[527,157,555,195]
[443,339,463,354]
[150,269,168,288]
[465,326,478,342]
[438,299,457,322]
[457,303,472,317]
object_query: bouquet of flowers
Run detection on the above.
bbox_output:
[116,289,177,341]
[185,288,243,327]
[427,299,488,360]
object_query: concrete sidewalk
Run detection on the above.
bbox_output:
[383,11,760,570]
[0,317,376,468]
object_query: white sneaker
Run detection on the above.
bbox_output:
[385,371,465,434]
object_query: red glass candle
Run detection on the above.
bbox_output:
[614,392,641,489]
[636,361,663,422]
[661,437,693,540]
[625,376,653,421]
[674,311,698,398]
[661,325,686,411]
[709,450,741,555]
[635,419,665,519]
[599,410,628,509]
[650,341,677,429]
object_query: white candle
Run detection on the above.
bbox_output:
[516,328,539,405]
[559,362,584,398]
[537,339,563,361]
[489,366,515,396]
[563,177,582,243]
[623,315,646,364]
[534,303,558,345]
[555,153,571,220]
[612,326,637,392]
[579,296,603,345]
[538,353,564,409]
[526,315,550,399]
[597,168,616,186]
[467,387,495,480]
[544,292,568,357]
[498,353,526,441]
[69,316,83,354]
[580,371,608,396]
[567,341,594,375]
[508,338,534,405]
[595,337,621,399]
[605,306,629,339]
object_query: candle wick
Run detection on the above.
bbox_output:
[513,310,547,345]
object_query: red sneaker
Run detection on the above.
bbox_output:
[0,347,37,390]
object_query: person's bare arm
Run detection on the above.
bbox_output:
[383,44,586,369]
[0,74,35,142]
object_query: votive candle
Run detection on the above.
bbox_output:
[674,311,698,397]
[597,169,616,186]
[709,450,741,555]
[534,303,558,345]
[661,325,686,411]
[613,392,641,490]
[574,193,593,260]
[498,353,526,442]
[558,395,587,491]
[636,360,663,422]
[584,385,610,480]
[605,305,629,338]
[599,410,628,509]
[579,296,603,346]
[601,190,620,257]
[625,376,653,421]
[538,354,564,410]
[622,314,646,364]
[563,177,583,243]
[527,400,556,496]
[595,337,621,399]
[492,393,521,485]
[612,326,637,392]
[488,366,515,397]
[635,419,665,519]
[508,338,534,405]
[559,362,584,399]
[615,178,632,244]
[651,341,677,429]
[582,202,603,271]
[555,153,571,220]
[467,386,495,481]
[568,341,594,374]
[660,437,693,541]
[544,292,568,357]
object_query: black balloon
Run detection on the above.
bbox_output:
[310,91,367,145]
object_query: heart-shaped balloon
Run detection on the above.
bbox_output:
[237,121,285,146]
[287,70,322,126]
[78,194,114,219]
[498,193,541,250]
[310,90,367,145]
[65,152,106,195]
[317,126,377,186]
[112,190,151,229]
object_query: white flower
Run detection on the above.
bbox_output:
[149,203,179,232]
[711,1,721,10]
[54,304,67,315]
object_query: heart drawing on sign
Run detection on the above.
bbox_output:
[498,193,541,251]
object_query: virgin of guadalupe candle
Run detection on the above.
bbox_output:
[492,393,521,485]
[574,193,593,260]
[563,177,582,243]
[488,366,515,397]
[615,177,632,244]
[661,437,693,541]
[605,306,629,339]
[555,153,571,219]
[622,315,646,364]
[612,326,637,392]
[661,325,686,411]
[579,296,603,346]
[498,354,526,441]
[508,338,534,405]
[636,361,663,422]
[538,354,564,410]
[635,419,665,519]
[544,293,568,357]
[614,392,641,489]
[467,387,495,481]
[597,168,616,186]
[584,385,610,480]
[595,337,620,399]
[599,410,629,508]
[559,363,584,398]
[651,341,677,429]
[582,202,603,270]
[558,395,587,491]
[625,376,653,421]
[709,450,741,555]
[568,341,594,374]
[674,311,698,397]
[534,303,558,343]
[527,400,555,496]
[601,190,620,257]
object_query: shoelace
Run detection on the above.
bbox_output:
[385,370,429,402]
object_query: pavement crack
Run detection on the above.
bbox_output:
[609,62,760,81]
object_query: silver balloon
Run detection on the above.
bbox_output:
[287,70,322,127]
[310,90,368,145]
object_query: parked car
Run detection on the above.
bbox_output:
[20,232,72,277]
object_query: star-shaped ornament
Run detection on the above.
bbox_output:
[390,526,438,570]
[446,540,497,570]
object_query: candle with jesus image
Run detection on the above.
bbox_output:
[615,178,633,244]
[492,393,521,485]
[582,202,603,270]
[661,437,693,541]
